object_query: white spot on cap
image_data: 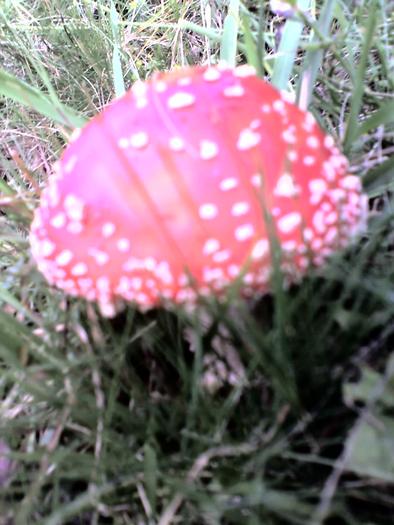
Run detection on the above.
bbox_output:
[199,203,218,220]
[312,238,323,250]
[251,174,262,187]
[220,178,238,191]
[130,132,149,149]
[64,155,77,174]
[324,135,335,149]
[231,201,250,216]
[251,239,269,259]
[250,119,261,130]
[167,92,196,109]
[97,276,110,292]
[178,273,189,287]
[117,238,130,252]
[64,194,84,211]
[118,137,129,149]
[88,249,109,266]
[306,136,320,149]
[278,212,302,233]
[329,188,346,203]
[213,250,231,263]
[136,98,148,109]
[203,68,221,82]
[303,155,316,166]
[70,128,81,142]
[325,211,338,225]
[41,240,56,257]
[309,179,327,205]
[203,238,220,255]
[223,85,245,97]
[261,104,271,113]
[47,185,60,208]
[280,90,296,103]
[228,264,240,277]
[309,179,327,194]
[273,99,286,113]
[323,161,336,181]
[131,277,142,290]
[303,112,316,131]
[325,227,338,244]
[64,195,85,222]
[56,250,73,266]
[243,273,255,284]
[237,129,261,150]
[67,222,83,234]
[155,261,173,285]
[303,228,314,241]
[274,173,300,198]
[340,175,362,191]
[234,64,256,78]
[200,140,218,160]
[282,240,297,252]
[282,127,297,144]
[71,262,88,276]
[313,210,326,234]
[288,150,298,162]
[235,223,255,241]
[78,278,93,289]
[203,267,224,282]
[144,257,156,271]
[99,301,116,317]
[154,81,167,92]
[169,137,185,151]
[178,77,192,86]
[132,80,147,97]
[102,222,116,238]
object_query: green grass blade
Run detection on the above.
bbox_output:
[0,69,87,129]
[272,0,311,90]
[343,0,379,151]
[241,12,262,75]
[220,0,240,67]
[110,0,126,97]
[297,0,336,108]
[363,156,394,197]
[144,443,158,514]
[355,101,394,139]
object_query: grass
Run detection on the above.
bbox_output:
[1,0,394,523]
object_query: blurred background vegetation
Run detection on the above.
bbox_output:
[0,0,393,523]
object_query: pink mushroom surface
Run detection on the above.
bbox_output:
[30,64,368,316]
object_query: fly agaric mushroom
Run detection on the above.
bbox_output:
[30,64,368,316]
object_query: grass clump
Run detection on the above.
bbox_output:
[1,1,394,524]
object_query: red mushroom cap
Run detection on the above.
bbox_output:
[30,64,368,316]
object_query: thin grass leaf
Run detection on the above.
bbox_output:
[256,2,266,77]
[220,0,240,67]
[0,287,39,325]
[363,156,394,197]
[41,476,137,525]
[354,101,394,139]
[343,0,379,150]
[297,0,336,109]
[0,69,86,129]
[144,443,158,514]
[241,13,261,74]
[178,20,222,42]
[271,0,311,90]
[110,0,126,97]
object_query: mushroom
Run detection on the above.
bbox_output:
[30,64,368,316]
